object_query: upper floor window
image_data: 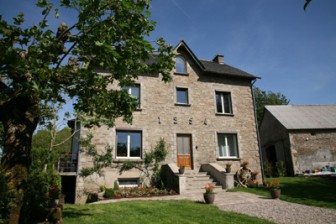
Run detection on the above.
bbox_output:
[122,84,141,108]
[176,87,189,105]
[175,56,187,74]
[217,133,238,158]
[216,91,232,114]
[116,130,142,159]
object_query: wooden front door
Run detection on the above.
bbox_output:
[177,134,192,170]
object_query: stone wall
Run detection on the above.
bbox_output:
[289,130,336,173]
[75,49,261,202]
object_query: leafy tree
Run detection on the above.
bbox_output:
[253,87,290,126]
[0,0,175,222]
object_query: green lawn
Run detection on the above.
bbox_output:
[232,176,336,209]
[63,200,274,224]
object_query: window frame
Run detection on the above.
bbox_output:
[116,130,142,159]
[175,87,190,105]
[175,56,188,75]
[215,91,233,115]
[122,84,141,109]
[216,133,239,159]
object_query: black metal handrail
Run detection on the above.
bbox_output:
[57,153,78,172]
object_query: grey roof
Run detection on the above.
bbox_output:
[265,105,336,130]
[200,60,258,79]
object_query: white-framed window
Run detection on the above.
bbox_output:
[215,91,232,114]
[122,84,141,108]
[175,56,187,74]
[176,87,189,104]
[217,133,238,158]
[116,130,142,159]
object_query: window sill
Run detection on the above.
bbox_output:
[174,72,189,76]
[215,113,234,117]
[216,158,241,161]
[175,103,191,107]
[114,158,143,163]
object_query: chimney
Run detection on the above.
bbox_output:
[212,55,224,64]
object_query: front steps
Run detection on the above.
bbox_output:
[183,170,223,194]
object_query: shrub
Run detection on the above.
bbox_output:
[276,161,286,177]
[104,188,115,198]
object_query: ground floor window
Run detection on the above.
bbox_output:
[116,130,142,159]
[217,133,238,158]
[118,178,139,187]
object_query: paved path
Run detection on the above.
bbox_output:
[94,191,336,224]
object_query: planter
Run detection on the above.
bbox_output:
[203,193,215,204]
[269,188,281,199]
[179,166,185,174]
[226,167,231,173]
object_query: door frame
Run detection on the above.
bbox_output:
[176,133,193,170]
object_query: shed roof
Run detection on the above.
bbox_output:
[265,105,336,130]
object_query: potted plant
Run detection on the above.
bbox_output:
[203,184,215,204]
[49,185,61,207]
[179,165,185,174]
[265,179,281,199]
[225,162,232,173]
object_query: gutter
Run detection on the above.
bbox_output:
[250,79,265,182]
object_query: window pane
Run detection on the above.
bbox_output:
[178,137,183,154]
[117,132,128,157]
[177,88,188,104]
[130,132,141,157]
[175,57,186,73]
[216,93,223,113]
[227,135,237,157]
[223,93,232,113]
[217,134,238,158]
[131,86,140,106]
[217,134,226,157]
[184,137,189,155]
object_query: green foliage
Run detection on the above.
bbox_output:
[119,138,168,187]
[263,161,273,178]
[275,161,286,177]
[63,200,273,224]
[20,169,61,223]
[79,133,113,177]
[253,87,290,126]
[113,180,119,191]
[103,188,115,199]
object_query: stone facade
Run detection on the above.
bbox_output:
[73,41,261,203]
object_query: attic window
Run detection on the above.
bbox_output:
[175,56,187,74]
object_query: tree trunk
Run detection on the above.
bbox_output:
[0,96,39,224]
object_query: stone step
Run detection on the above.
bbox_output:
[186,176,212,181]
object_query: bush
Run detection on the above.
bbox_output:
[104,188,115,198]
[276,161,286,177]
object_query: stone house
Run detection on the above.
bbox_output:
[61,40,262,203]
[260,105,336,176]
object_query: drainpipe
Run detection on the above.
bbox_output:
[250,79,265,182]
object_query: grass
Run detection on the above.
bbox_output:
[231,176,336,209]
[63,200,274,224]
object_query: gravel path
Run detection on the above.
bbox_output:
[213,192,336,224]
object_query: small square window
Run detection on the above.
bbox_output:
[216,91,232,114]
[217,133,238,158]
[122,84,141,108]
[176,87,189,104]
[116,130,142,159]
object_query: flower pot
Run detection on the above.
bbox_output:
[203,193,215,204]
[226,167,231,173]
[179,167,185,174]
[269,188,281,199]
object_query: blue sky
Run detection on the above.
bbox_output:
[1,0,335,107]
